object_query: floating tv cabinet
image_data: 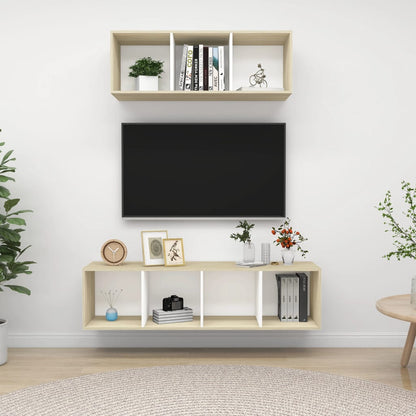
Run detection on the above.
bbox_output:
[110,30,292,101]
[82,261,321,331]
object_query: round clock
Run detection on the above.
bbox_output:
[101,239,128,265]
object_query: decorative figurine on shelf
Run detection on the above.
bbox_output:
[249,63,268,88]
[101,289,123,321]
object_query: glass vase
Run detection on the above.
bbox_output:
[243,242,255,263]
[106,307,118,321]
[281,249,295,265]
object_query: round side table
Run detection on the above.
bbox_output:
[376,294,416,367]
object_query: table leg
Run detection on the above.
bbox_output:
[401,322,416,368]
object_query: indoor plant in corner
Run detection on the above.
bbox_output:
[129,56,164,91]
[377,181,416,304]
[271,218,308,264]
[230,220,255,263]
[0,132,34,365]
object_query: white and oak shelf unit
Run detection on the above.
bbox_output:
[110,31,292,101]
[83,261,321,331]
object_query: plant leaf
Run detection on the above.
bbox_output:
[1,150,13,164]
[4,199,19,212]
[0,175,14,182]
[0,227,21,242]
[7,209,33,216]
[7,217,26,226]
[0,255,14,263]
[5,284,31,295]
[0,186,10,198]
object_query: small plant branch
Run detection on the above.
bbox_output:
[377,181,416,261]
[230,220,255,244]
[271,217,308,258]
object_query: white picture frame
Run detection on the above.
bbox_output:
[141,230,168,266]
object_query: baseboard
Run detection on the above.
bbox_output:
[7,331,408,348]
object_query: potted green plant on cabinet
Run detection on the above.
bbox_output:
[129,56,164,91]
[0,131,34,365]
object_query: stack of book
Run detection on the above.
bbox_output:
[178,44,226,91]
[275,273,309,323]
[152,307,193,325]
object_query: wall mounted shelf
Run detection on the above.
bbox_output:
[82,261,321,331]
[110,31,292,101]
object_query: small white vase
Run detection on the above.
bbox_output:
[281,249,295,265]
[0,319,7,365]
[136,75,158,91]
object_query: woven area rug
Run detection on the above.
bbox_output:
[1,365,416,415]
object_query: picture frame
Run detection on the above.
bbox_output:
[163,238,185,267]
[141,230,168,266]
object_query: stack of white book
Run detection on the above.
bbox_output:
[152,307,193,325]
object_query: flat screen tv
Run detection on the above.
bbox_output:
[122,123,285,219]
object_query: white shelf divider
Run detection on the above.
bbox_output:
[200,270,204,327]
[169,32,175,91]
[141,270,148,327]
[256,271,263,327]
[228,32,233,91]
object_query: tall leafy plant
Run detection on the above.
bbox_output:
[0,131,34,295]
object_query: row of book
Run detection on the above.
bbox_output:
[152,307,193,325]
[178,44,226,91]
[276,273,309,322]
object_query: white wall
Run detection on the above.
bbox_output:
[1,0,416,347]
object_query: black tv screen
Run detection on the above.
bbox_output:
[122,123,285,218]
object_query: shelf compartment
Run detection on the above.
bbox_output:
[143,316,202,330]
[262,316,320,330]
[84,316,141,330]
[203,316,259,330]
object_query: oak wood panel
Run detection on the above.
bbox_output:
[1,348,414,395]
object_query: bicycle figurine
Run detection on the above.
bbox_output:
[249,63,268,88]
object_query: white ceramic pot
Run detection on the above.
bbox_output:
[0,319,7,365]
[136,75,158,91]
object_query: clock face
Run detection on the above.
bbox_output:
[101,240,127,265]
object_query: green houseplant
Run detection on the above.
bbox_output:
[129,57,164,91]
[230,220,255,263]
[0,130,34,365]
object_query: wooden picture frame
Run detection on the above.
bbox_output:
[141,230,168,266]
[163,238,185,267]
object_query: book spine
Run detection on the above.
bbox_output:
[184,45,193,91]
[203,47,209,90]
[293,276,299,322]
[178,44,188,90]
[192,45,199,91]
[281,277,288,322]
[198,44,204,91]
[297,273,308,322]
[276,275,282,320]
[218,45,225,91]
[208,47,213,91]
[212,46,219,90]
[287,277,294,322]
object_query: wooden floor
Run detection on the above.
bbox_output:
[0,348,415,395]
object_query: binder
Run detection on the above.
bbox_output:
[293,276,299,322]
[296,272,308,322]
[287,277,293,322]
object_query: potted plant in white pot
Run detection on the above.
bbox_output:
[128,56,164,91]
[0,131,34,365]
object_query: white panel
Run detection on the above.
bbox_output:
[200,271,204,327]
[141,271,148,327]
[228,32,233,91]
[256,271,263,327]
[169,33,175,91]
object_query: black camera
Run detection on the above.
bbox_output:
[163,295,184,311]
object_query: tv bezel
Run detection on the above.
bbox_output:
[121,122,286,220]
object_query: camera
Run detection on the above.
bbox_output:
[163,295,184,311]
